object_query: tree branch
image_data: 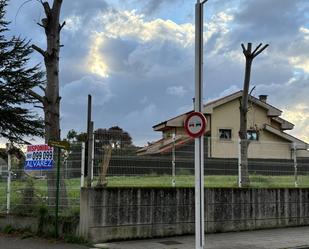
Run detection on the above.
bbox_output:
[252,43,262,55]
[241,43,246,53]
[253,44,269,58]
[41,1,51,17]
[59,21,66,31]
[32,44,48,58]
[29,90,44,103]
[39,85,46,93]
[34,105,44,109]
[37,22,45,28]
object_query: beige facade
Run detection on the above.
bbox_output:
[139,91,309,159]
[209,98,293,159]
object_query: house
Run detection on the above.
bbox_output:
[138,91,309,159]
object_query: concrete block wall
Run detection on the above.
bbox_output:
[78,187,309,242]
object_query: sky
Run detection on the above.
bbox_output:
[4,0,309,146]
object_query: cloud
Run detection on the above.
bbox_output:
[61,75,112,133]
[250,73,309,143]
[282,104,309,143]
[233,0,307,41]
[124,0,185,16]
[122,103,162,146]
[62,0,108,19]
[166,86,187,97]
[5,0,309,146]
[95,9,194,46]
[284,27,309,73]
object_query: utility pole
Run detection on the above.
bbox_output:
[195,1,207,248]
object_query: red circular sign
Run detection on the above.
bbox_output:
[184,112,207,138]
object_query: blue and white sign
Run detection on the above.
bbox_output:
[24,144,54,170]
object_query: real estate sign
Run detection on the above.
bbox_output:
[24,144,54,170]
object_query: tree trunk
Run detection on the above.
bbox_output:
[32,0,67,207]
[239,56,252,187]
[239,42,268,187]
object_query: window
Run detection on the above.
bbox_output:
[247,130,258,141]
[219,129,232,140]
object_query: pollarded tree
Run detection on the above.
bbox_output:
[28,0,68,206]
[239,42,268,187]
[0,0,44,143]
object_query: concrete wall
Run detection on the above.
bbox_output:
[79,187,309,242]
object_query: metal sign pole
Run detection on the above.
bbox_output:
[238,138,242,188]
[172,132,176,187]
[6,143,11,215]
[195,1,206,248]
[55,147,61,237]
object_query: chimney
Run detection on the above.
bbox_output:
[259,95,268,103]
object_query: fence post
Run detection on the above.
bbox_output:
[87,121,94,187]
[293,143,298,187]
[6,143,11,215]
[81,142,85,188]
[238,138,242,188]
[91,132,94,187]
[172,132,176,187]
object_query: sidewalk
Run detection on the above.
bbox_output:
[93,226,309,249]
[0,235,88,249]
[1,226,309,249]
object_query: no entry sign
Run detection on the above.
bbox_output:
[184,112,207,138]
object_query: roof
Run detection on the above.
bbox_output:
[204,91,282,116]
[137,135,193,156]
[264,124,308,150]
[271,117,294,130]
[153,90,284,131]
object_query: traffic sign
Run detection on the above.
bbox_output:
[48,140,70,150]
[184,112,207,138]
[24,144,54,170]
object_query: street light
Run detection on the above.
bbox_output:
[194,1,208,249]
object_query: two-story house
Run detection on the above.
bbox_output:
[138,91,309,159]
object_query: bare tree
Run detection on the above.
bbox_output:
[29,0,67,205]
[239,42,268,187]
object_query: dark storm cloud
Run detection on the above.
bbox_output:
[62,0,108,17]
[125,0,185,15]
[232,0,307,42]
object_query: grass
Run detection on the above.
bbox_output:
[104,174,309,188]
[0,174,309,215]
